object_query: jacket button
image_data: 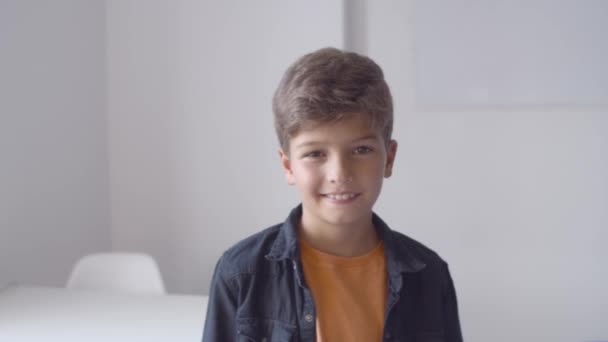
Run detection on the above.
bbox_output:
[304,314,313,322]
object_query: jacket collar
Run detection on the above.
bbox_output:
[265,204,426,275]
[372,213,427,274]
[265,205,302,262]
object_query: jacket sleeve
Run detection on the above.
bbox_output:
[202,255,238,342]
[443,264,463,342]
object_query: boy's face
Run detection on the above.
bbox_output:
[279,114,397,229]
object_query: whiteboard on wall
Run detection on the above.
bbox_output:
[413,0,608,106]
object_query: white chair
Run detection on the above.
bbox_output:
[67,252,166,295]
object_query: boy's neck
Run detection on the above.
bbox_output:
[298,213,379,257]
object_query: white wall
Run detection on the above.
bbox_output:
[0,0,110,287]
[365,1,608,342]
[106,0,343,295]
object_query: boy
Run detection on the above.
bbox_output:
[202,48,463,342]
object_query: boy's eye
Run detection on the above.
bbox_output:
[354,146,373,154]
[303,151,324,159]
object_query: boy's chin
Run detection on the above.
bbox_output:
[310,204,373,227]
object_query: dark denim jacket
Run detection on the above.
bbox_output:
[202,205,463,342]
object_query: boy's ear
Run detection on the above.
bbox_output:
[384,140,398,178]
[278,148,296,185]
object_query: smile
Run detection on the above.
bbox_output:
[323,193,360,201]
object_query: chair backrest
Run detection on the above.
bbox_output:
[67,252,166,295]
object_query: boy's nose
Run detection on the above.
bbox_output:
[327,156,353,184]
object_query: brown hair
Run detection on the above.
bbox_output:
[272,47,393,152]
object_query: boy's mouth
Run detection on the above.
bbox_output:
[322,192,360,201]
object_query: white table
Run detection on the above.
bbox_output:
[0,285,208,341]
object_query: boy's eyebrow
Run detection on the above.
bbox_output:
[352,134,379,142]
[295,134,379,149]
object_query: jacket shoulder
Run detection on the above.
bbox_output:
[216,224,282,278]
[390,229,448,267]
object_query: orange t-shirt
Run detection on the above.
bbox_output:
[300,239,387,342]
